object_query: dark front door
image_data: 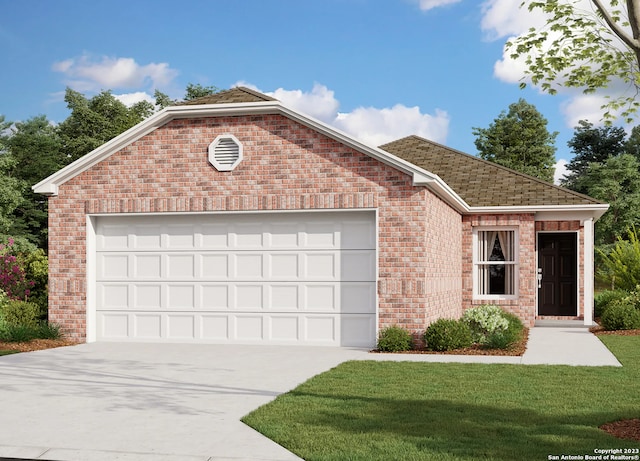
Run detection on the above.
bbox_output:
[538,233,578,316]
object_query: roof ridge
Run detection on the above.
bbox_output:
[382,135,604,205]
[231,86,278,102]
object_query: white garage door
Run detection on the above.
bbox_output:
[95,211,377,346]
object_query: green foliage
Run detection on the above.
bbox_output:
[0,319,61,342]
[0,299,40,327]
[508,1,640,123]
[0,154,26,237]
[594,289,630,317]
[377,326,413,352]
[461,305,509,344]
[473,99,557,182]
[484,312,525,349]
[58,88,154,162]
[3,116,65,247]
[184,83,219,101]
[578,155,640,244]
[561,120,627,191]
[598,227,640,289]
[601,301,640,330]
[424,318,473,352]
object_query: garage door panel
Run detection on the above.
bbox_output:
[341,283,376,313]
[235,315,264,340]
[99,284,129,309]
[96,212,376,346]
[341,251,376,281]
[135,285,162,309]
[201,254,229,278]
[202,285,229,308]
[134,314,162,339]
[201,315,229,340]
[341,315,377,347]
[167,315,195,339]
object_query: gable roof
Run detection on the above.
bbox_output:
[181,86,277,105]
[380,135,603,208]
[33,87,608,219]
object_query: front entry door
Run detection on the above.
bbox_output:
[538,233,578,316]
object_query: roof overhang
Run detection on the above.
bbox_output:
[32,100,469,212]
[469,204,610,223]
[33,100,607,222]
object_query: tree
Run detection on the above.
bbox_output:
[575,153,640,244]
[473,99,558,182]
[4,116,65,248]
[561,120,627,191]
[58,88,154,162]
[154,83,219,109]
[508,1,640,122]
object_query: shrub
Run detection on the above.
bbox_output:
[0,239,35,301]
[600,302,640,330]
[424,318,473,352]
[484,312,525,349]
[597,227,640,291]
[462,305,509,345]
[0,319,62,342]
[377,326,413,352]
[0,300,41,327]
[594,289,630,318]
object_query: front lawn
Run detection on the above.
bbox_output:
[243,335,640,461]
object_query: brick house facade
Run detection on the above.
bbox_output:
[35,87,608,346]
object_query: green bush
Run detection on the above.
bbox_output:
[597,227,640,291]
[600,302,640,330]
[0,300,41,327]
[424,318,473,352]
[0,319,62,342]
[461,305,509,345]
[594,289,630,317]
[484,312,525,349]
[377,326,413,352]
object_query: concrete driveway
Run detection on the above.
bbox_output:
[0,343,369,461]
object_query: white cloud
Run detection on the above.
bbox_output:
[234,82,449,147]
[480,0,548,40]
[554,159,568,185]
[335,105,449,146]
[52,55,178,92]
[114,91,155,107]
[416,0,462,11]
[268,84,340,124]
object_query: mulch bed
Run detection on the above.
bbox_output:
[0,339,79,353]
[600,419,640,442]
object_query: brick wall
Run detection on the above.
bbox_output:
[48,114,463,341]
[462,214,537,327]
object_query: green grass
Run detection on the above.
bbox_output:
[243,335,640,461]
[0,350,19,356]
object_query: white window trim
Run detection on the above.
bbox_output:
[472,226,519,301]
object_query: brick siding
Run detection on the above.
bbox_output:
[48,114,463,341]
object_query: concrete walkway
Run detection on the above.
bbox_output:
[0,326,621,461]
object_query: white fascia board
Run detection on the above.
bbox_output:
[32,99,470,213]
[470,204,610,222]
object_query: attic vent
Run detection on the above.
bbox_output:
[208,134,243,171]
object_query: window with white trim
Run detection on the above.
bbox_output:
[473,228,518,298]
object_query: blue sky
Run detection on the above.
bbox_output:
[0,0,619,182]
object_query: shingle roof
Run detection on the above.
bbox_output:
[180,86,277,105]
[380,135,603,207]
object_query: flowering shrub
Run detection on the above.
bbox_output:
[462,305,509,345]
[0,239,35,301]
